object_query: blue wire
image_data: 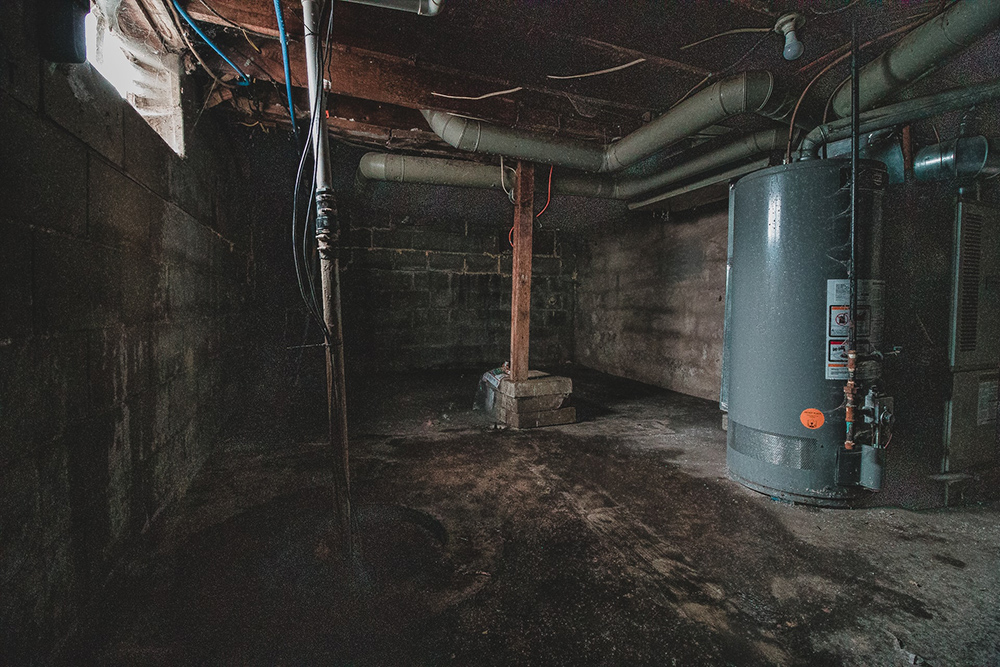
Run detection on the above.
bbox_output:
[273,0,299,138]
[171,0,250,86]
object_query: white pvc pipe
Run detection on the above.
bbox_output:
[301,0,331,190]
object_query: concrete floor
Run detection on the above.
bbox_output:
[68,368,1000,666]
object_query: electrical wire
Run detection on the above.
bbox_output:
[823,76,850,124]
[809,0,862,16]
[536,165,553,218]
[784,10,939,162]
[785,52,850,162]
[499,156,516,203]
[170,0,250,85]
[163,0,232,89]
[546,58,646,80]
[680,27,771,51]
[194,0,291,38]
[273,0,299,140]
[669,32,770,109]
[291,0,337,339]
[304,0,338,329]
[431,86,523,101]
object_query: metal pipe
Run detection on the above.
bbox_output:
[422,71,795,173]
[303,0,352,558]
[301,0,330,190]
[626,158,772,210]
[798,80,1000,160]
[913,136,1000,182]
[359,152,508,190]
[342,0,443,15]
[831,0,1000,118]
[845,16,860,450]
[612,128,787,199]
[360,128,787,201]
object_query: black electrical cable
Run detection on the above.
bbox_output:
[291,128,327,336]
[301,0,336,327]
[290,0,337,341]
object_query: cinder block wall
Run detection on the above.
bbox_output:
[338,207,577,373]
[575,205,728,402]
[0,9,254,659]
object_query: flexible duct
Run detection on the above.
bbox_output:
[913,136,1000,181]
[831,0,1000,118]
[799,79,1000,160]
[422,71,794,173]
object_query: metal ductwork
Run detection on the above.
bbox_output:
[831,0,1000,118]
[359,127,788,202]
[358,152,620,198]
[798,79,1000,160]
[343,0,443,15]
[422,71,795,173]
[913,136,1000,182]
[611,128,787,199]
[359,153,507,190]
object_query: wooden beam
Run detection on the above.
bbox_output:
[183,0,710,78]
[510,161,534,383]
[210,36,646,133]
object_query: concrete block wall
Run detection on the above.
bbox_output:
[575,206,728,402]
[0,7,253,659]
[338,209,577,373]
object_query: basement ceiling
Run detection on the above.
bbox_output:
[130,0,949,157]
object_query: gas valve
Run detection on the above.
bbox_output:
[863,386,894,449]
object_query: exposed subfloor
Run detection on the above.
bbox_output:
[67,368,1000,666]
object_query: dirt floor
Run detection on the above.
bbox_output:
[66,368,1000,666]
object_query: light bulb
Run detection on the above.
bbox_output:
[774,13,805,62]
[783,30,804,60]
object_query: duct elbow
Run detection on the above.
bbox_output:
[359,152,390,181]
[421,109,481,152]
[718,71,776,115]
[418,0,443,15]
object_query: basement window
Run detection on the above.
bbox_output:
[86,4,185,155]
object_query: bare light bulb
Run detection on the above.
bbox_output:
[783,30,804,60]
[775,13,805,62]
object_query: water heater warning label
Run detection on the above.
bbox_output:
[825,279,884,380]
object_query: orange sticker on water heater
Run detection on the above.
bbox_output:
[800,409,825,430]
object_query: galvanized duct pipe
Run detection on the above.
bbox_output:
[359,153,507,190]
[421,71,795,173]
[831,0,1000,118]
[611,128,787,199]
[799,79,1000,160]
[360,128,788,200]
[913,136,1000,181]
[343,0,443,15]
[358,152,617,197]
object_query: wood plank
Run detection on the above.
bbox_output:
[509,161,534,383]
[210,36,646,131]
[184,0,710,78]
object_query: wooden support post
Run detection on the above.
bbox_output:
[510,161,534,383]
[317,232,352,558]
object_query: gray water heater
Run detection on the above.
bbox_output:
[724,159,889,506]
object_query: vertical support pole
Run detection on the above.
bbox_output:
[509,161,534,383]
[303,0,351,558]
[317,233,351,555]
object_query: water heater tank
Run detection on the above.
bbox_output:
[725,159,887,506]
